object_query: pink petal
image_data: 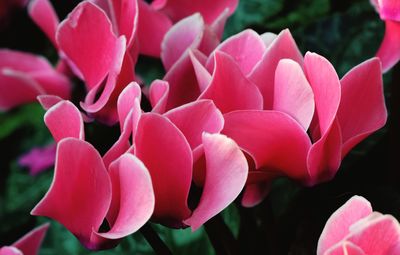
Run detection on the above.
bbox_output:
[317,196,372,255]
[347,215,400,255]
[184,133,248,230]
[44,101,84,142]
[249,29,303,109]
[260,32,277,47]
[274,59,314,130]
[117,82,142,131]
[0,69,43,111]
[37,95,63,110]
[161,13,205,71]
[377,0,400,21]
[189,49,211,92]
[0,247,23,255]
[109,0,138,48]
[209,8,230,39]
[304,52,342,184]
[30,71,71,100]
[325,241,366,255]
[0,49,53,72]
[223,110,311,181]
[338,58,387,157]
[199,51,263,113]
[28,0,59,46]
[135,113,192,226]
[57,1,124,89]
[31,138,112,250]
[207,29,266,75]
[12,223,49,255]
[149,79,169,114]
[155,0,238,24]
[165,99,224,150]
[376,20,400,73]
[241,181,271,208]
[163,54,202,110]
[137,0,172,57]
[95,154,154,239]
[19,143,56,175]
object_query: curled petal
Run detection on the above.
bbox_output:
[317,196,372,255]
[338,58,387,157]
[12,223,50,255]
[37,95,63,110]
[377,20,400,73]
[165,99,224,150]
[184,133,248,230]
[135,113,192,226]
[200,51,263,113]
[241,181,271,208]
[57,1,123,89]
[189,50,211,92]
[161,13,204,71]
[274,59,314,130]
[149,79,169,114]
[28,0,59,46]
[95,154,154,239]
[117,82,142,130]
[377,0,400,21]
[44,101,84,142]
[249,29,303,109]
[223,110,311,181]
[31,138,111,249]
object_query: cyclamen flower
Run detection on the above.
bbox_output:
[0,223,49,255]
[32,83,248,249]
[370,0,400,72]
[317,196,400,255]
[150,27,387,206]
[0,50,70,111]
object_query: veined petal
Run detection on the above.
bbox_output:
[338,58,387,157]
[199,51,263,113]
[44,100,84,142]
[95,154,154,239]
[184,133,248,230]
[12,223,49,255]
[249,29,303,109]
[317,196,372,255]
[223,110,311,181]
[376,20,400,73]
[31,138,112,250]
[135,113,192,226]
[274,59,314,130]
[324,241,366,255]
[165,100,224,150]
[28,0,59,46]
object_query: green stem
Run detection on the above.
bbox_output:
[140,223,173,255]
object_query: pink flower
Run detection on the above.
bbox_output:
[0,50,70,111]
[317,196,400,255]
[149,28,387,206]
[0,223,49,255]
[18,143,56,175]
[371,0,400,72]
[35,82,248,243]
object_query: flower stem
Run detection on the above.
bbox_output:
[140,223,173,255]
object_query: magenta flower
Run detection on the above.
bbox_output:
[149,28,387,206]
[0,223,49,255]
[0,50,70,111]
[317,196,400,255]
[18,143,56,175]
[371,0,400,72]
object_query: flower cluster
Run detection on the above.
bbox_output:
[0,0,396,253]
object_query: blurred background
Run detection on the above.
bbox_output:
[1,0,397,254]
